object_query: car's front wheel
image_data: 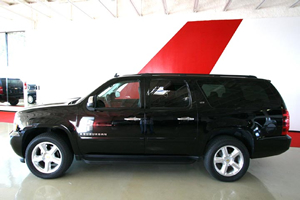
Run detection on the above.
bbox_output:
[204,136,250,182]
[25,133,73,179]
[28,95,35,104]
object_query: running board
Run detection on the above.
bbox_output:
[82,155,199,164]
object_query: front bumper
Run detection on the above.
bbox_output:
[10,131,24,158]
[252,135,292,158]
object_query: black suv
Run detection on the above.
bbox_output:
[0,78,23,106]
[10,74,291,182]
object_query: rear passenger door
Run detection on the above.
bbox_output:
[144,78,198,155]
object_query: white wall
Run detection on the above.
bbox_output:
[4,16,300,131]
[23,17,186,103]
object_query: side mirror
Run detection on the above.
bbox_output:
[87,96,94,108]
[115,91,120,98]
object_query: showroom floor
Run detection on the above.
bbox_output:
[1,122,299,200]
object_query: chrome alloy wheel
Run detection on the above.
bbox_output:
[31,142,62,174]
[213,145,244,177]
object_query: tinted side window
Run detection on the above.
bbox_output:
[241,84,269,102]
[148,79,190,108]
[96,80,140,108]
[198,79,279,108]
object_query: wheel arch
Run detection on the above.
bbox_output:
[203,128,254,157]
[22,124,80,158]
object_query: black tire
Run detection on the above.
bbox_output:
[204,136,250,182]
[25,133,73,179]
[9,98,19,106]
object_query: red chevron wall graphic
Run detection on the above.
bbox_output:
[139,19,242,74]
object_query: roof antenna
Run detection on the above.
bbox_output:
[114,73,119,77]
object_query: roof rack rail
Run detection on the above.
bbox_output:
[138,73,257,79]
[216,74,257,78]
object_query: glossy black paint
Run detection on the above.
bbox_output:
[10,74,291,162]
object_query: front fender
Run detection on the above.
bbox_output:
[21,123,81,158]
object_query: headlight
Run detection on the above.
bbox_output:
[12,123,20,132]
[9,130,20,137]
[10,112,21,137]
[10,123,21,137]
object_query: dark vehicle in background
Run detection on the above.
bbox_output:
[9,74,291,182]
[27,84,37,104]
[0,78,23,106]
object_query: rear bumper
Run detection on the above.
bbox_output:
[0,94,22,100]
[252,135,291,158]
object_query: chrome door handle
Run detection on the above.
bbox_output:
[124,117,141,121]
[177,117,195,121]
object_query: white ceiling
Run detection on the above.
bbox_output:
[0,0,300,26]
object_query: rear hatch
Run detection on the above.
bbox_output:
[7,78,23,98]
[0,78,23,97]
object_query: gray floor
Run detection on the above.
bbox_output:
[1,122,299,200]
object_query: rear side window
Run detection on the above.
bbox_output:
[198,79,280,109]
[148,79,191,108]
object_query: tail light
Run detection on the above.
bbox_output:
[0,86,3,94]
[282,109,290,135]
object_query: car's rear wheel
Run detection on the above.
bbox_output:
[9,98,19,106]
[25,133,73,179]
[204,136,250,182]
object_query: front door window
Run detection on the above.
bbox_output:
[96,81,140,108]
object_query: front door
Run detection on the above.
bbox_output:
[77,78,145,155]
[144,78,198,155]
